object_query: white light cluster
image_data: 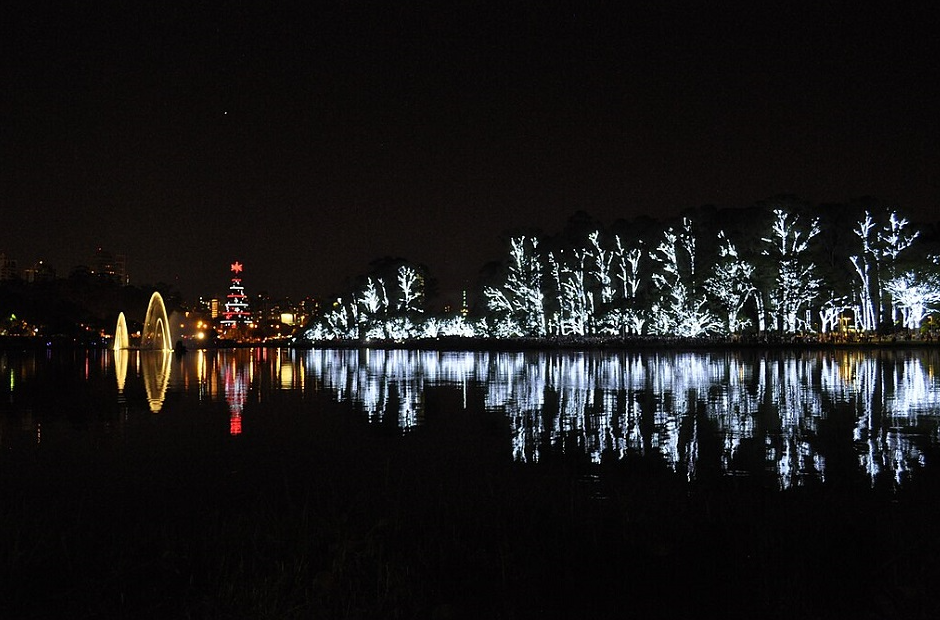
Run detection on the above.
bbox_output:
[302,208,939,344]
[300,348,940,487]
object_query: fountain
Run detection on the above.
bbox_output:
[113,312,130,351]
[140,292,172,351]
[110,291,174,410]
[112,291,172,351]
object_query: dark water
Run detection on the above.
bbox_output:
[3,346,940,490]
[4,346,940,618]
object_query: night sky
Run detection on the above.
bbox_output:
[3,1,938,303]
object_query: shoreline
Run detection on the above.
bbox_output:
[288,333,940,352]
[2,334,939,352]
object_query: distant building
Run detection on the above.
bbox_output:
[295,297,320,325]
[197,297,222,319]
[0,252,18,281]
[23,260,56,283]
[90,247,128,284]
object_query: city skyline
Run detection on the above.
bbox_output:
[0,248,308,306]
[4,1,938,301]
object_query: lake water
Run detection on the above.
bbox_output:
[3,346,940,491]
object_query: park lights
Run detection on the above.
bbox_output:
[299,206,940,343]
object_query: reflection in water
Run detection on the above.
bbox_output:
[224,358,248,436]
[114,347,128,395]
[141,351,172,413]
[5,347,940,490]
[304,348,940,489]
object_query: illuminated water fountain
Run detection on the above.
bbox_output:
[113,292,173,407]
[141,292,172,351]
[113,312,129,350]
[113,292,173,351]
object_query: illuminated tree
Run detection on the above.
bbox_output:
[704,231,756,333]
[355,277,385,338]
[879,211,919,262]
[397,265,423,314]
[587,231,614,305]
[761,209,821,333]
[614,235,643,301]
[848,209,920,331]
[303,321,332,341]
[849,211,878,331]
[548,249,591,335]
[484,236,547,336]
[818,295,852,334]
[440,315,478,337]
[323,298,359,339]
[384,316,416,340]
[296,202,936,344]
[359,277,388,315]
[546,252,563,335]
[649,219,718,336]
[884,269,940,330]
[423,315,479,338]
[649,228,681,335]
[878,212,919,326]
[589,229,650,335]
[300,259,431,342]
[596,235,646,335]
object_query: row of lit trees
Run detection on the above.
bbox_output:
[301,202,940,342]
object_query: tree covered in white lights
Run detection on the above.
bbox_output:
[878,211,919,326]
[614,235,643,302]
[587,230,615,305]
[848,209,920,331]
[359,277,388,315]
[320,298,358,340]
[359,277,390,338]
[849,211,879,331]
[704,231,757,334]
[397,265,424,314]
[297,202,938,345]
[484,236,547,336]
[761,208,822,333]
[598,234,646,335]
[649,218,718,337]
[548,248,591,335]
[884,268,940,330]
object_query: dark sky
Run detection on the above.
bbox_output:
[3,0,938,303]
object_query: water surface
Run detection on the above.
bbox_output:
[3,346,939,490]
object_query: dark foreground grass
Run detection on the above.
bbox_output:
[2,405,940,620]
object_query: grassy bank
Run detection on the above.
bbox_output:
[2,402,939,619]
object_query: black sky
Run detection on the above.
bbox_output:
[2,0,938,303]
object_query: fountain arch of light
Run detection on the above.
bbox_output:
[113,312,130,350]
[140,292,172,351]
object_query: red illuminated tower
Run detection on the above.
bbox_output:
[221,261,251,328]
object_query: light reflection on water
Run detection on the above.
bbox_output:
[2,347,940,489]
[302,348,940,488]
